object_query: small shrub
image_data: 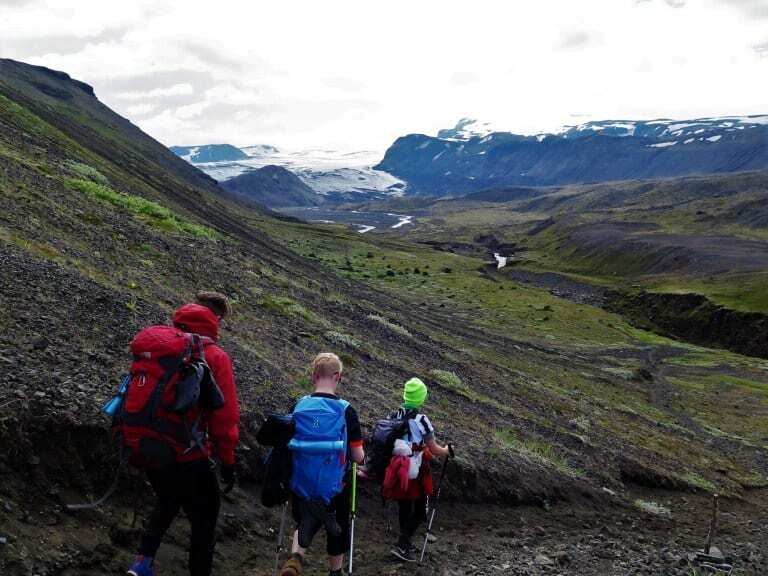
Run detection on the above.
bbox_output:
[367,314,411,337]
[496,429,585,478]
[429,369,463,390]
[634,499,672,517]
[325,330,361,349]
[66,161,109,186]
[569,415,590,433]
[682,472,716,492]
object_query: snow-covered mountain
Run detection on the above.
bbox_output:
[169,144,248,163]
[172,144,404,203]
[375,116,768,195]
[559,116,768,141]
[437,118,498,140]
[437,116,768,142]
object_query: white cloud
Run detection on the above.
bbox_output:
[1,0,767,153]
[115,83,195,100]
[124,102,157,116]
[557,30,597,50]
[719,0,768,19]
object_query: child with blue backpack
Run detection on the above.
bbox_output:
[279,353,365,576]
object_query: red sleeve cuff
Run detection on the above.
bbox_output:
[349,439,364,448]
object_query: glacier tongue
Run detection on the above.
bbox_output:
[184,146,404,198]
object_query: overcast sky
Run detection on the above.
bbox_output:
[2,0,767,152]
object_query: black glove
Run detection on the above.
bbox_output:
[220,463,236,493]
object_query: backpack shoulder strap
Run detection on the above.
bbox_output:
[292,395,311,413]
[189,333,214,362]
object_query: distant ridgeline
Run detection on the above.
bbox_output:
[375,117,768,195]
[170,144,248,163]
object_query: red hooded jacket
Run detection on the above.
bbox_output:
[172,304,240,465]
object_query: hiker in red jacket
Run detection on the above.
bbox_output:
[128,292,240,576]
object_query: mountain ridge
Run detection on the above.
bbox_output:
[221,164,320,207]
[376,116,768,195]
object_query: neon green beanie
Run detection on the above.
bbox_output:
[402,377,428,409]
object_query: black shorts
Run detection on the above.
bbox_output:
[291,487,351,556]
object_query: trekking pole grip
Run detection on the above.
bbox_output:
[351,462,358,514]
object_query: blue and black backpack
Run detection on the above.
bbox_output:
[288,395,349,504]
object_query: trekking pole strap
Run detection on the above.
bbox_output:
[66,446,128,511]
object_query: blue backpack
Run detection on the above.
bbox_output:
[288,396,349,504]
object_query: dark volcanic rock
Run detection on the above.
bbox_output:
[221,165,320,207]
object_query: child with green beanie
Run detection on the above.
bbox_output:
[389,377,452,562]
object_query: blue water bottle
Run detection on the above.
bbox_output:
[102,374,131,417]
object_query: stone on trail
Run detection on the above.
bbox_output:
[707,546,724,559]
[535,553,554,566]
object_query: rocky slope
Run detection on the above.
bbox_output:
[376,117,768,195]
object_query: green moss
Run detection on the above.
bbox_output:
[260,294,320,323]
[64,178,218,239]
[647,272,768,314]
[681,472,716,492]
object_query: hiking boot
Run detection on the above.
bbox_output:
[279,553,303,576]
[390,544,417,563]
[127,556,154,576]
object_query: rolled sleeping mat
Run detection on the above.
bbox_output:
[288,439,345,453]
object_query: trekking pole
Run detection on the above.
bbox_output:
[348,462,358,575]
[704,493,719,555]
[419,444,454,565]
[272,501,288,576]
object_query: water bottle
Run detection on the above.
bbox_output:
[102,374,131,417]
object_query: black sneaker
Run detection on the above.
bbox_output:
[390,544,417,563]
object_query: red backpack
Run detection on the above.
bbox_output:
[118,325,224,468]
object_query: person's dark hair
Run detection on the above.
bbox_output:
[195,291,232,318]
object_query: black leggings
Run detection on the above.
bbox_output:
[291,487,351,556]
[397,496,427,545]
[139,459,221,576]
